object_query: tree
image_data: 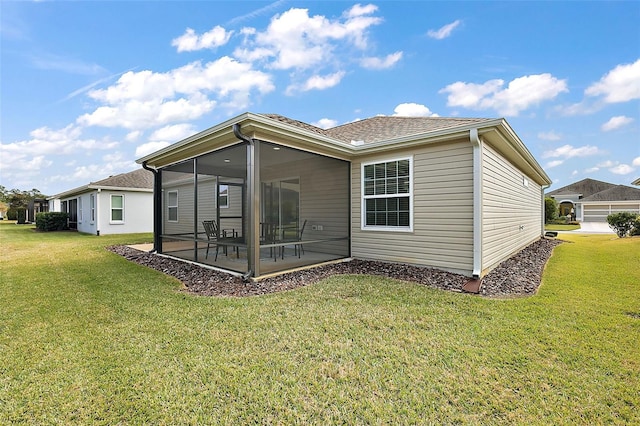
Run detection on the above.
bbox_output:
[606,212,639,238]
[544,197,558,223]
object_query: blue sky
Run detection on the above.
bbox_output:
[1,1,639,196]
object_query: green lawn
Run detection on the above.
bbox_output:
[544,223,581,231]
[1,222,638,424]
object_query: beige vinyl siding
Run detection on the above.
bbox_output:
[262,155,350,256]
[352,140,474,275]
[163,181,195,235]
[481,142,542,273]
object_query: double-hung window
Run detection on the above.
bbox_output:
[110,195,124,223]
[218,184,229,208]
[362,157,413,231]
[90,194,95,223]
[167,191,178,222]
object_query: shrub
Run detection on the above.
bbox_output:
[545,197,558,223]
[35,212,69,231]
[16,208,26,224]
[6,208,17,221]
[607,212,640,238]
[632,216,640,237]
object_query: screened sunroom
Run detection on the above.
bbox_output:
[155,135,350,278]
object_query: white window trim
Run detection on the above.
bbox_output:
[90,194,95,224]
[361,156,414,232]
[78,197,83,224]
[110,194,125,224]
[167,190,178,222]
[218,184,229,209]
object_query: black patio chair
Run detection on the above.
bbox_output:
[203,220,239,261]
[281,219,307,259]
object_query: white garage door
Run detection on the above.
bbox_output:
[583,203,640,222]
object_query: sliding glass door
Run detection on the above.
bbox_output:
[261,178,300,233]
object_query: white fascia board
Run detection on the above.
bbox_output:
[87,185,153,193]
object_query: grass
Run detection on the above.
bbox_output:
[545,223,581,231]
[1,221,639,424]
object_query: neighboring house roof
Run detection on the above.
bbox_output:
[49,168,154,200]
[580,185,640,202]
[633,177,640,186]
[546,178,617,198]
[137,111,551,186]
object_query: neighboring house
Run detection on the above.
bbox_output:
[633,177,640,186]
[547,178,640,222]
[137,112,551,280]
[48,168,154,235]
[26,198,49,223]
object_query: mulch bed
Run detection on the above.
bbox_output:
[107,237,562,298]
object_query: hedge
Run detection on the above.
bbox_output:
[35,212,69,231]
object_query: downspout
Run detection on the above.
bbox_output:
[96,189,101,236]
[541,184,551,236]
[142,161,161,253]
[470,128,482,279]
[233,123,259,281]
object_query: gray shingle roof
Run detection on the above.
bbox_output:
[581,185,640,202]
[260,114,494,144]
[90,168,154,189]
[546,178,617,198]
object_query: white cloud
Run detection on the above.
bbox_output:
[149,124,196,142]
[585,166,600,173]
[542,144,603,159]
[597,160,617,168]
[440,73,568,116]
[538,131,562,141]
[360,51,403,70]
[286,71,346,95]
[135,141,171,158]
[77,58,274,130]
[610,164,635,175]
[585,59,640,103]
[312,118,338,129]
[393,103,439,117]
[126,130,143,142]
[235,4,383,70]
[545,160,564,168]
[427,20,461,40]
[172,26,233,52]
[633,157,640,167]
[571,170,578,176]
[601,115,634,131]
[133,124,197,159]
[1,124,118,159]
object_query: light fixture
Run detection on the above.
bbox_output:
[273,146,280,150]
[224,159,230,163]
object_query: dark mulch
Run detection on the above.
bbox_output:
[107,237,562,298]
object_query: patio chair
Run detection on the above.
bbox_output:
[281,219,307,259]
[203,220,239,261]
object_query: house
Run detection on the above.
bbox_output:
[546,178,640,222]
[633,177,640,186]
[26,198,49,223]
[137,112,551,280]
[48,168,154,235]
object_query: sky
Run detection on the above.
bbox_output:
[1,0,639,196]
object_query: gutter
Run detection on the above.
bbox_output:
[233,123,258,282]
[141,161,161,253]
